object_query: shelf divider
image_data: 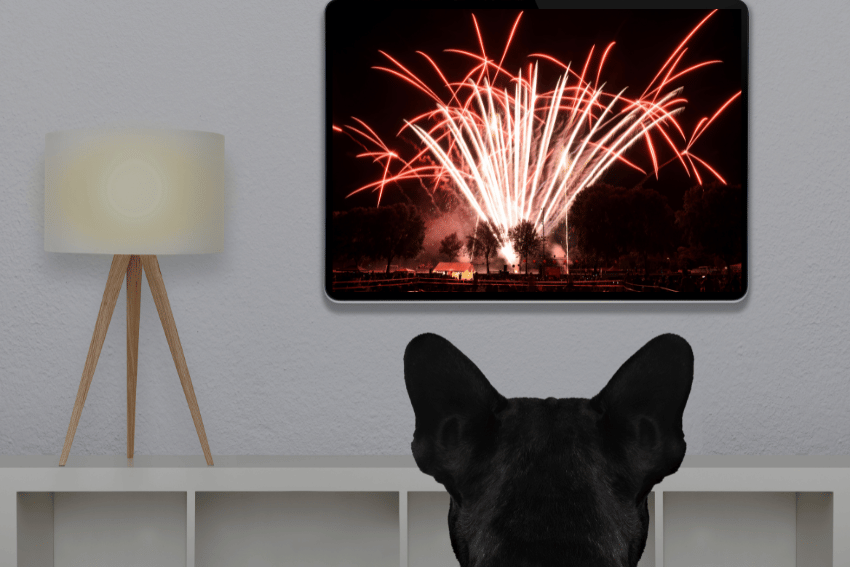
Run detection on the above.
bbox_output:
[2,490,15,567]
[654,491,663,567]
[399,490,408,567]
[187,490,196,567]
[835,491,850,566]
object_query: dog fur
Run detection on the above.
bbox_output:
[403,333,693,567]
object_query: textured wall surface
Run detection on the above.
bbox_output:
[0,0,847,457]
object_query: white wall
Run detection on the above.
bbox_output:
[0,0,847,457]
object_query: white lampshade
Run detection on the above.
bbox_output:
[45,128,224,254]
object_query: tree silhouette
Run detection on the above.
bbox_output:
[508,220,543,274]
[333,204,426,273]
[568,183,677,273]
[331,207,374,270]
[676,183,743,267]
[370,203,427,273]
[465,221,502,273]
[569,184,627,269]
[439,232,463,260]
[622,186,677,275]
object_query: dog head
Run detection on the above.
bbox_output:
[404,333,693,567]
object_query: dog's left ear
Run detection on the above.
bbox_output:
[404,333,505,504]
[591,333,694,502]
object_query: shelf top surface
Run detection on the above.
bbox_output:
[1,455,850,469]
[0,455,417,468]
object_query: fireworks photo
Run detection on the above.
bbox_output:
[326,2,747,301]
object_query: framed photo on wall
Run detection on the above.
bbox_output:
[326,0,748,301]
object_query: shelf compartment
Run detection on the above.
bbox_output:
[195,491,398,567]
[663,491,832,567]
[17,492,53,567]
[407,491,455,567]
[18,491,186,567]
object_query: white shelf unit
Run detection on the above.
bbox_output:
[6,455,849,567]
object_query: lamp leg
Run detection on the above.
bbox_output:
[59,255,132,467]
[140,255,214,466]
[126,256,142,459]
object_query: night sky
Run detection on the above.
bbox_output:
[328,7,744,214]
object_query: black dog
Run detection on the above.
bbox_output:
[404,333,693,567]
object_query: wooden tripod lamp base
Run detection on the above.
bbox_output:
[59,254,214,466]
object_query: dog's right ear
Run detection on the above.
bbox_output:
[591,333,694,503]
[404,333,505,504]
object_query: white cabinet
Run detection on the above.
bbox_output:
[6,455,846,566]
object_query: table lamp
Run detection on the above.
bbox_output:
[45,128,224,466]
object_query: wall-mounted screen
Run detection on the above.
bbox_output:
[326,0,748,301]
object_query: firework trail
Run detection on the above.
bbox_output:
[335,10,741,265]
